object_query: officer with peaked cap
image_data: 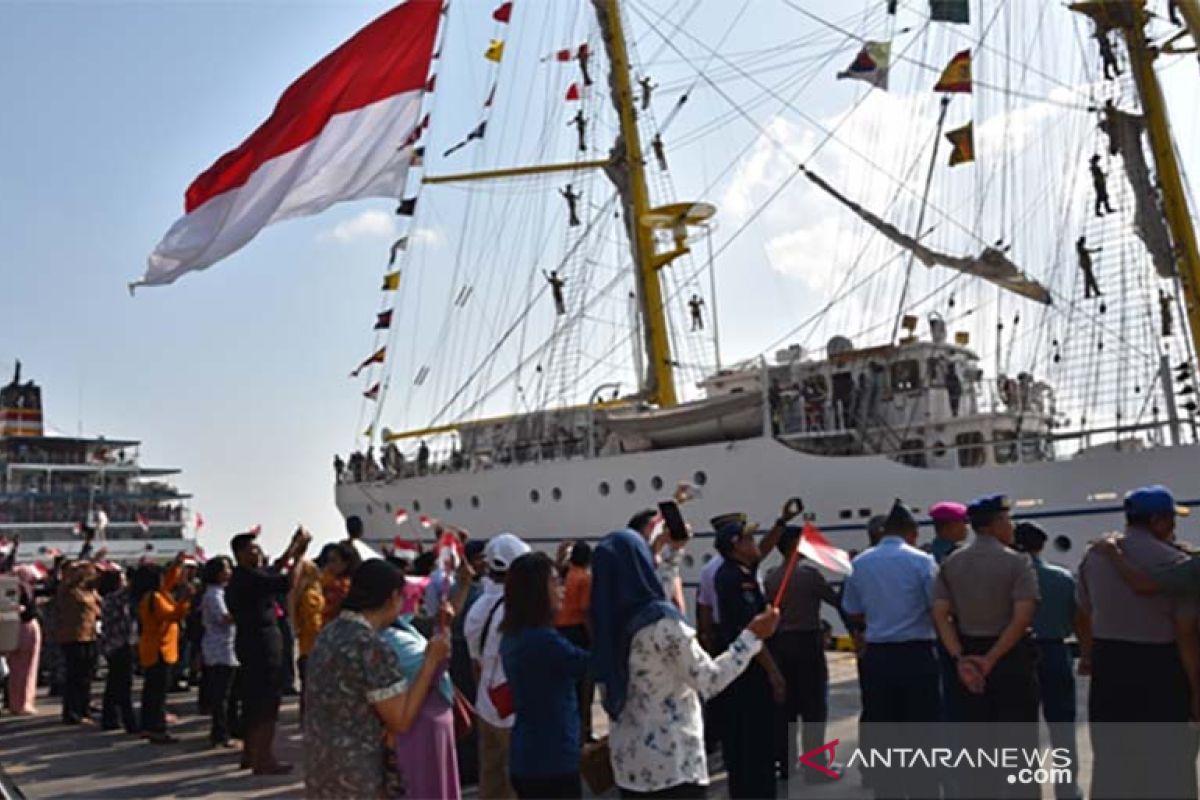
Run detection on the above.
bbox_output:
[842,499,940,798]
[1012,522,1082,800]
[932,494,1040,799]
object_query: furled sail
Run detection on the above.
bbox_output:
[1102,103,1176,278]
[803,169,1052,305]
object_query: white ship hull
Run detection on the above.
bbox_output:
[336,436,1200,580]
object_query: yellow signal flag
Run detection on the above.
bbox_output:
[382,271,401,291]
[934,49,972,93]
[484,39,505,63]
[945,122,975,167]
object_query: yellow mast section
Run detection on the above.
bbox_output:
[594,0,679,407]
[1072,0,1200,361]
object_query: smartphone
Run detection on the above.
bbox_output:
[785,497,805,518]
[658,500,690,542]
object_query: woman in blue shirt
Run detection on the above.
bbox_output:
[500,552,590,799]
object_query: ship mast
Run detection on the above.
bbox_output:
[592,0,678,408]
[1072,0,1200,362]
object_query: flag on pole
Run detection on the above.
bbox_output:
[934,49,972,93]
[394,508,409,525]
[418,514,434,529]
[797,522,854,575]
[565,83,581,101]
[137,1,442,289]
[382,271,401,291]
[836,41,891,90]
[554,48,573,62]
[374,310,393,330]
[363,382,381,400]
[484,39,505,63]
[195,511,205,531]
[136,513,150,535]
[388,237,409,265]
[493,2,513,22]
[351,347,387,377]
[443,121,488,157]
[945,122,975,166]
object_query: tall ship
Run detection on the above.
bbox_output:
[0,363,193,564]
[331,0,1200,578]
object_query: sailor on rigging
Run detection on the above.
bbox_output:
[577,45,593,87]
[560,184,582,228]
[1161,290,1175,338]
[688,294,706,331]
[569,109,587,152]
[1090,155,1115,217]
[543,270,567,316]
[651,134,668,172]
[639,75,656,111]
[1076,236,1103,299]
[1095,29,1122,80]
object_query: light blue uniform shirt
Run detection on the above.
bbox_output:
[1030,556,1075,641]
[842,536,938,643]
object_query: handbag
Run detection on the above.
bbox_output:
[452,686,475,741]
[580,737,615,795]
[478,598,515,720]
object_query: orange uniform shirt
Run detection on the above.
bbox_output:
[294,585,325,657]
[138,565,191,668]
[555,565,591,628]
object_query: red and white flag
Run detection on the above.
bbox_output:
[417,514,434,529]
[137,1,441,289]
[194,511,205,531]
[136,513,151,534]
[798,522,853,575]
[394,507,409,525]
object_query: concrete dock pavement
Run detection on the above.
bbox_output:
[0,652,1096,799]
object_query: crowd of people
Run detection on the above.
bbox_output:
[2,481,1200,800]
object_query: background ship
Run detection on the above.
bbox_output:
[335,0,1200,581]
[0,362,193,564]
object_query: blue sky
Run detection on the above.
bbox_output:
[2,0,1195,554]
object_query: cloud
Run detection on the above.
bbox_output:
[410,226,446,248]
[320,209,397,243]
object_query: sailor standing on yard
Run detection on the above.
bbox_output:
[932,494,1040,800]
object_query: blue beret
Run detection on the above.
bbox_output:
[967,494,1010,522]
[1125,485,1190,518]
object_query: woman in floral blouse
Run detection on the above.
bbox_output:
[303,558,450,799]
[591,530,779,798]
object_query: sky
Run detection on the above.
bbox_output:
[1,0,1196,555]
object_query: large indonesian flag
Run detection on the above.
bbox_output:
[138,1,440,288]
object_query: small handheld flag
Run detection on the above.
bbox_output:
[394,508,409,525]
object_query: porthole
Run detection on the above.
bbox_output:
[683,554,695,568]
[933,441,947,458]
[530,489,540,503]
[839,509,853,520]
[385,503,392,514]
[650,475,664,491]
[693,470,708,486]
[552,487,563,501]
[624,478,637,494]
[702,552,713,563]
[858,508,872,518]
[471,495,480,509]
[599,481,610,496]
[1053,535,1072,552]
[413,500,422,512]
[444,498,453,511]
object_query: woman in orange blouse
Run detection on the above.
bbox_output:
[319,542,359,627]
[289,558,324,718]
[134,554,194,744]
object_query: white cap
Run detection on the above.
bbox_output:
[484,533,530,573]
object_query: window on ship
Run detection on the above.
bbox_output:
[955,432,986,467]
[898,438,927,468]
[891,360,921,393]
[994,430,1019,464]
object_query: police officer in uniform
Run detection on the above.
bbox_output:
[713,512,786,799]
[1013,522,1083,800]
[842,500,940,798]
[1077,486,1199,800]
[932,494,1040,799]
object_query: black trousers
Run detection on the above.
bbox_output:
[720,665,777,799]
[859,641,941,799]
[557,624,594,740]
[61,641,96,723]
[955,636,1040,800]
[512,772,581,799]
[1089,639,1197,800]
[101,645,136,732]
[770,630,828,773]
[140,658,170,734]
[205,664,236,744]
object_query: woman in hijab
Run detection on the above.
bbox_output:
[591,530,779,798]
[4,565,43,715]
